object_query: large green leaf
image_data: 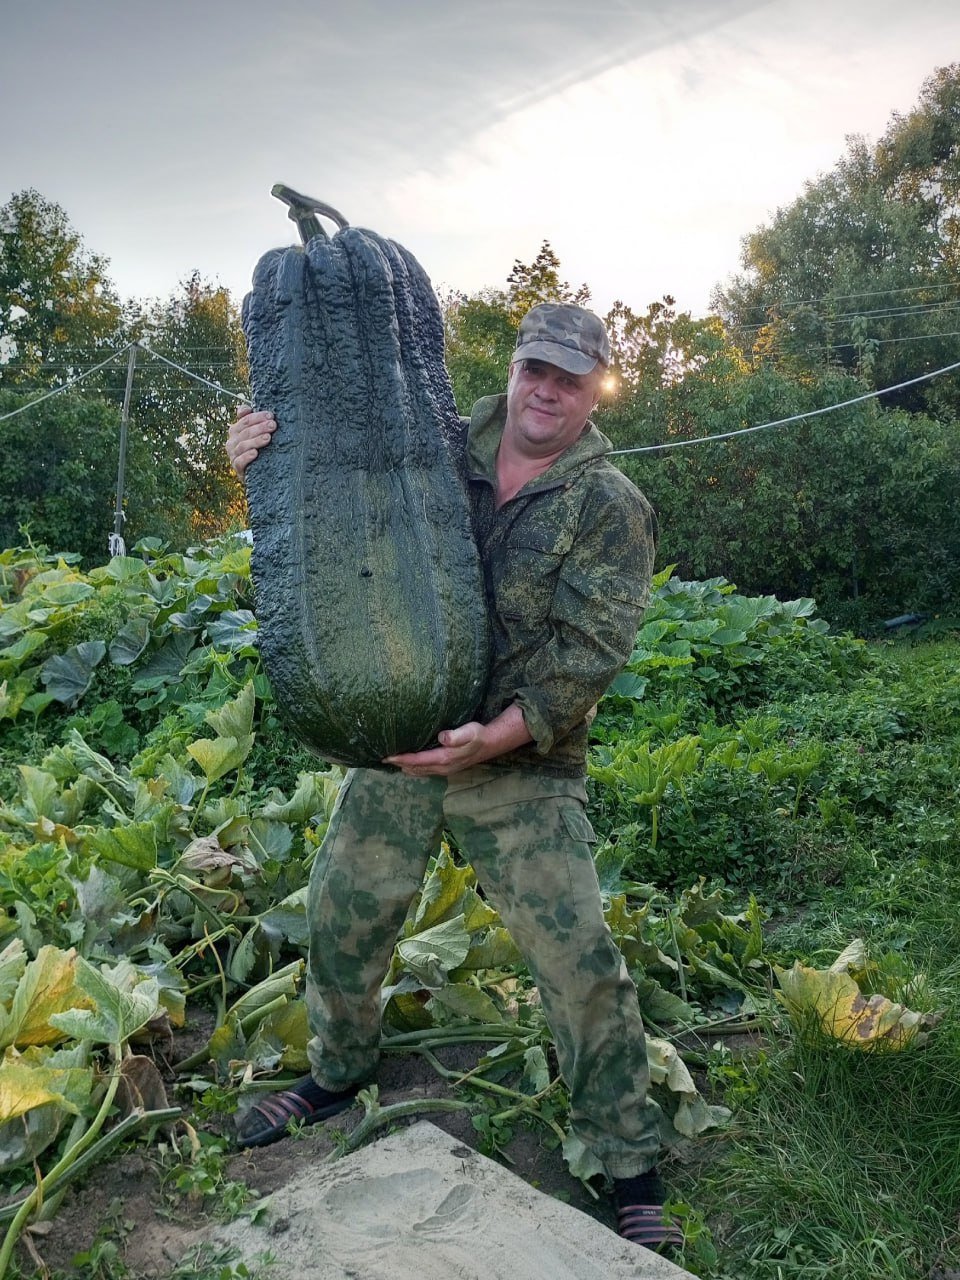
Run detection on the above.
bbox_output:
[131,632,196,689]
[396,915,471,988]
[40,581,94,606]
[49,958,161,1045]
[85,820,159,871]
[187,734,255,784]
[41,640,107,706]
[206,610,257,650]
[204,680,255,740]
[109,616,152,665]
[0,630,46,670]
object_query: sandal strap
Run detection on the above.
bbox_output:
[617,1203,684,1251]
[251,1089,320,1127]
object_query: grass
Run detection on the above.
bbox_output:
[666,635,960,1279]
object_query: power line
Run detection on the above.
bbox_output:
[0,346,132,423]
[608,357,960,457]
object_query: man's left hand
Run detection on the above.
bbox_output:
[384,723,490,777]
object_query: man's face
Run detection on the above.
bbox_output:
[504,358,601,458]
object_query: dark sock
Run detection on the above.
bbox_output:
[613,1167,666,1207]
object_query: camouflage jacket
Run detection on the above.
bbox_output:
[460,395,658,777]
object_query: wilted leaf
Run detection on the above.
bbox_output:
[115,1055,170,1118]
[180,835,239,874]
[0,1054,92,1168]
[0,947,90,1050]
[774,960,941,1050]
[396,915,471,988]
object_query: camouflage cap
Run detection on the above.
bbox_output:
[513,302,611,374]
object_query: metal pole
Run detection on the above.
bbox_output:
[110,344,137,557]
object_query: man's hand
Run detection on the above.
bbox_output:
[384,705,533,778]
[226,404,276,478]
[385,723,491,777]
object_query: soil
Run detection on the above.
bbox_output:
[13,1015,628,1280]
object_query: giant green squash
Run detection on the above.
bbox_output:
[242,188,489,767]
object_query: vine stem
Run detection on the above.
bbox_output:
[0,1045,126,1279]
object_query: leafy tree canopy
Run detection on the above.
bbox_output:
[0,189,123,388]
[714,63,960,415]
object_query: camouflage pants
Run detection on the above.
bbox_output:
[305,764,661,1177]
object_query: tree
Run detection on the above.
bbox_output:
[714,64,960,414]
[122,273,247,542]
[0,190,123,389]
[443,241,590,411]
[0,389,187,564]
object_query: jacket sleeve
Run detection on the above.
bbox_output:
[512,476,658,754]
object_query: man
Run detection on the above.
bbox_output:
[225,303,682,1256]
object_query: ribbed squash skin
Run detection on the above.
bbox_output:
[241,226,489,767]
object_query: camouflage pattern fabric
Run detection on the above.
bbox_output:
[465,394,658,776]
[306,765,662,1178]
[512,301,612,373]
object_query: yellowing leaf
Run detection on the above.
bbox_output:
[775,960,941,1050]
[0,1056,87,1124]
[0,947,91,1050]
[187,734,255,783]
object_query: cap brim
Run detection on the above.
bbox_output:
[512,339,599,375]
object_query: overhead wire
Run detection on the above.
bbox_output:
[607,357,960,457]
[0,342,246,423]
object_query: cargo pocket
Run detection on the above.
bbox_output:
[560,806,597,845]
[558,806,604,931]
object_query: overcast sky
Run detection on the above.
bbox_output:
[3,0,959,318]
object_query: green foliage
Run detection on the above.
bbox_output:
[0,189,123,390]
[442,240,590,412]
[715,64,960,418]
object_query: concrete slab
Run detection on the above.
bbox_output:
[211,1121,694,1279]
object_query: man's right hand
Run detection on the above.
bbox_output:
[226,404,276,479]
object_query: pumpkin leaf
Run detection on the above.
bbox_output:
[40,640,107,706]
[85,820,159,872]
[429,982,503,1024]
[206,610,258,650]
[396,915,471,988]
[204,680,255,741]
[109,616,152,666]
[0,946,90,1051]
[187,734,255,784]
[774,960,942,1050]
[0,1055,89,1125]
[49,958,161,1046]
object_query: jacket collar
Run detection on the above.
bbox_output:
[466,394,613,492]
